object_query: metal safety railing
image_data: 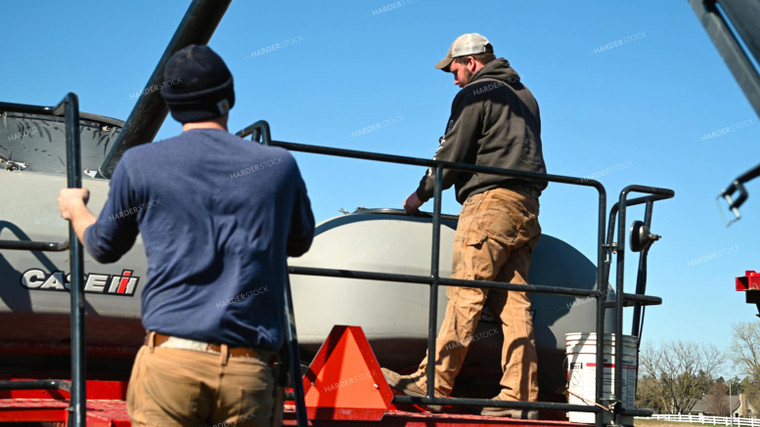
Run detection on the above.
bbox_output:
[0,108,673,427]
[606,188,674,425]
[238,120,674,427]
[0,93,86,426]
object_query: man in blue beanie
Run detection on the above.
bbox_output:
[58,44,315,426]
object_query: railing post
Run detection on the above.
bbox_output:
[614,189,627,427]
[595,187,607,427]
[425,166,443,399]
[55,93,85,427]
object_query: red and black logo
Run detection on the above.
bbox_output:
[20,269,139,296]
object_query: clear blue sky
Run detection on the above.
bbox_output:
[3,1,759,366]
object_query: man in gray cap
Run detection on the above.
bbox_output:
[382,33,547,418]
[58,44,315,426]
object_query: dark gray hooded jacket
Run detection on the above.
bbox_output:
[415,58,547,204]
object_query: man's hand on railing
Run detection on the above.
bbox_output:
[58,188,96,245]
[403,191,423,215]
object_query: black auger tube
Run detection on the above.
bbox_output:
[99,0,231,178]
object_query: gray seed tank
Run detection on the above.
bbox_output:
[290,208,614,399]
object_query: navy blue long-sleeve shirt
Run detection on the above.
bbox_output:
[84,128,315,351]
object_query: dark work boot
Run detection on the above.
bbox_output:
[381,367,443,412]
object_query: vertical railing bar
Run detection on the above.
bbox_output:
[631,201,654,337]
[604,204,619,287]
[596,189,608,427]
[60,93,86,427]
[631,200,655,407]
[643,201,654,227]
[426,166,443,399]
[614,189,630,426]
[284,275,308,427]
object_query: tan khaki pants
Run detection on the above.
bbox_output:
[412,188,541,402]
[127,337,275,426]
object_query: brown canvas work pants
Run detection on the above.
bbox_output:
[127,332,276,426]
[412,187,541,402]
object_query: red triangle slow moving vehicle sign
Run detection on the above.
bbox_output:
[301,325,393,421]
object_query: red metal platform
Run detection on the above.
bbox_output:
[281,403,584,427]
[0,327,592,426]
[0,398,130,426]
[0,384,588,426]
[0,380,130,426]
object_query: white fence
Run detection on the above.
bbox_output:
[639,414,760,427]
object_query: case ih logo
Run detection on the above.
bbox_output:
[20,269,139,296]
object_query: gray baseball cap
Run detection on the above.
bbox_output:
[435,33,493,71]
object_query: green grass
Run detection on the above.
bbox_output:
[635,419,711,427]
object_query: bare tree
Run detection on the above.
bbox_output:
[730,321,760,412]
[740,377,760,415]
[707,382,730,416]
[636,373,667,413]
[639,340,724,414]
[730,321,760,381]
